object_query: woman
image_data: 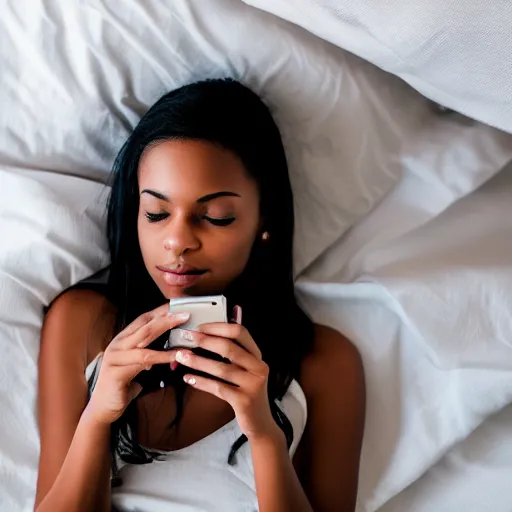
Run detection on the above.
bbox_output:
[35,79,365,512]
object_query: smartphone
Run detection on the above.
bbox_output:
[165,295,228,350]
[134,295,229,394]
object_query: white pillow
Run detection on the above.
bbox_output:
[2,0,506,275]
[243,0,512,133]
[0,170,108,510]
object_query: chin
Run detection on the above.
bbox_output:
[159,283,209,300]
[161,287,191,300]
[155,274,229,300]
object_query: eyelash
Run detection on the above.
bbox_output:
[204,216,235,227]
[144,212,235,227]
[145,212,169,223]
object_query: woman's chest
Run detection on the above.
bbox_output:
[135,386,235,452]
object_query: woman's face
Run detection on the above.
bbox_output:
[137,139,261,299]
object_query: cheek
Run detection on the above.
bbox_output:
[212,231,255,273]
[137,219,155,266]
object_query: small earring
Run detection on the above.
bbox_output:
[261,231,270,242]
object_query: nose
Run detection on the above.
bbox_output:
[163,215,200,257]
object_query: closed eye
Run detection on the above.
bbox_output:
[145,212,169,223]
[204,216,236,227]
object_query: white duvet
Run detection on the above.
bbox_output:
[244,0,512,134]
[1,1,512,511]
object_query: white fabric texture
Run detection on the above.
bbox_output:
[297,162,512,511]
[243,0,512,134]
[380,403,512,512]
[1,1,512,511]
[372,166,512,512]
[0,171,109,511]
[1,0,509,276]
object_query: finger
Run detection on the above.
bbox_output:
[117,304,171,339]
[108,348,177,368]
[117,312,190,350]
[175,349,251,387]
[231,305,242,325]
[198,323,261,359]
[183,373,238,403]
[179,331,262,373]
[112,358,172,382]
[111,364,147,383]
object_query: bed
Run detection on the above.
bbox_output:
[1,1,511,511]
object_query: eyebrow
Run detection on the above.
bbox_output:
[140,189,241,203]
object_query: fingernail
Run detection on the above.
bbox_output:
[174,312,190,321]
[185,377,196,385]
[182,330,194,341]
[170,361,179,371]
[235,305,242,325]
[176,350,188,362]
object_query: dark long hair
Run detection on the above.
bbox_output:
[103,78,314,477]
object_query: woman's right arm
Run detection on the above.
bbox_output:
[35,291,189,512]
[36,409,112,511]
[35,290,116,511]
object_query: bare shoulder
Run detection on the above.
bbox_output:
[294,325,365,510]
[43,288,117,363]
[300,324,364,399]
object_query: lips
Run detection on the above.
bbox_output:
[156,265,207,288]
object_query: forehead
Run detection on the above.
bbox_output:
[138,139,257,196]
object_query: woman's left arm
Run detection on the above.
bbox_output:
[249,426,313,512]
[173,319,313,512]
[250,326,366,512]
[295,326,366,512]
[173,321,364,512]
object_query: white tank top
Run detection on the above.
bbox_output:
[86,355,307,512]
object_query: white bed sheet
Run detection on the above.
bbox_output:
[374,166,512,512]
[380,403,512,512]
[297,162,512,511]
